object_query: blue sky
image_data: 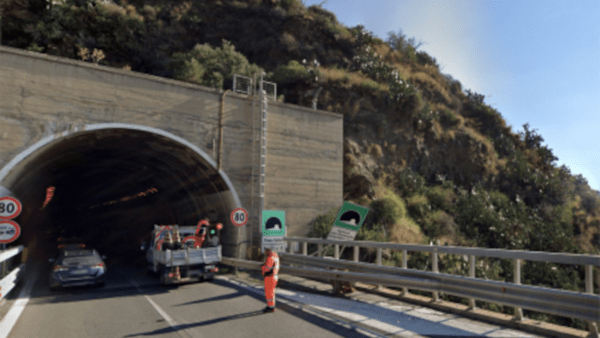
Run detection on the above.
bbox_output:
[303,0,600,192]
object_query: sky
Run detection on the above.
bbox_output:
[303,0,600,192]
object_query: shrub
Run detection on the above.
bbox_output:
[440,109,459,127]
[407,194,429,219]
[172,40,263,89]
[308,205,340,238]
[369,190,407,226]
[361,79,380,92]
[357,223,388,242]
[270,60,312,84]
[396,169,427,197]
[426,186,456,211]
[423,210,458,238]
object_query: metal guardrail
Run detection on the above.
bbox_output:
[280,253,600,322]
[0,245,25,300]
[282,237,600,335]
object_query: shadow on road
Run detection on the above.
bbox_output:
[123,310,266,337]
[127,277,384,338]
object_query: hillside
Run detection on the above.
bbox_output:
[2,0,599,328]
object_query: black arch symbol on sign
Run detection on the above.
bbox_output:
[265,217,282,230]
[340,210,361,226]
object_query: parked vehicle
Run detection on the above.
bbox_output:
[141,225,221,285]
[49,249,107,290]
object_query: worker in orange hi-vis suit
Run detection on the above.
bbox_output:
[194,219,209,248]
[261,248,280,313]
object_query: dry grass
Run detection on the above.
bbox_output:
[319,67,372,87]
[389,217,426,244]
[409,71,453,105]
[370,144,383,158]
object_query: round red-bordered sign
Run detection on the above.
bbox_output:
[0,220,21,244]
[230,208,248,227]
[0,197,22,220]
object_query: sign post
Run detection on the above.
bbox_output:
[261,210,286,253]
[230,208,248,275]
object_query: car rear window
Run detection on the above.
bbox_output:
[61,256,102,266]
[63,250,94,257]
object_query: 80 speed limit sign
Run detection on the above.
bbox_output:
[230,208,248,227]
[0,197,22,219]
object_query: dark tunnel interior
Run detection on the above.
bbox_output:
[1,128,239,265]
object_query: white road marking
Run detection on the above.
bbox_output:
[128,278,198,338]
[0,270,38,338]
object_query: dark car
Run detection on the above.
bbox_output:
[49,249,107,290]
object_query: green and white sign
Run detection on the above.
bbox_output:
[261,210,286,252]
[333,201,369,230]
[327,201,369,241]
[262,210,285,237]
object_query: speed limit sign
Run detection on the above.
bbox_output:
[230,208,248,227]
[0,197,22,220]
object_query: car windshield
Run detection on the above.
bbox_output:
[60,256,102,266]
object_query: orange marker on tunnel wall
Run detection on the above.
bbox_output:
[40,186,55,210]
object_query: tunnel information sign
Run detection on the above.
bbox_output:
[0,220,21,244]
[261,210,286,252]
[326,201,369,241]
[0,197,22,220]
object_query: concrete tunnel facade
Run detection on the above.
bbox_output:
[0,45,344,263]
[0,124,240,260]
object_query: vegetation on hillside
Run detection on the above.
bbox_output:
[2,0,599,330]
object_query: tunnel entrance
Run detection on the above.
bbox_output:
[0,125,241,265]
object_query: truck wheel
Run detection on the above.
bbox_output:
[160,266,169,286]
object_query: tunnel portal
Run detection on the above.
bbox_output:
[0,127,239,263]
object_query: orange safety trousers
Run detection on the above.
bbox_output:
[264,276,278,307]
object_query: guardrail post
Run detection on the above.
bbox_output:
[513,259,523,321]
[432,247,439,302]
[353,246,359,262]
[401,249,409,296]
[468,255,476,310]
[334,244,339,260]
[586,265,600,336]
[302,242,307,256]
[376,248,382,289]
[318,243,323,257]
[289,241,295,254]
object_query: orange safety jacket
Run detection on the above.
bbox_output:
[261,252,280,281]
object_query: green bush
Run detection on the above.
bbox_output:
[307,206,340,238]
[270,60,311,84]
[172,40,263,89]
[422,210,457,239]
[440,109,459,127]
[360,79,381,92]
[356,223,388,242]
[369,190,407,226]
[407,194,429,219]
[396,169,427,197]
[426,186,456,211]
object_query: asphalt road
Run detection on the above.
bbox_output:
[4,263,378,338]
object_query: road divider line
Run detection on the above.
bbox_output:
[128,279,196,338]
[0,270,38,338]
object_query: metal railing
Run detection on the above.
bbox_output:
[0,245,25,301]
[281,237,600,335]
